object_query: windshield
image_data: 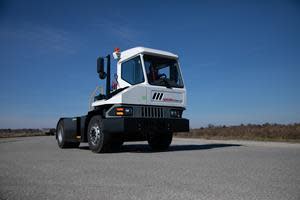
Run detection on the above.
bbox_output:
[144,55,184,88]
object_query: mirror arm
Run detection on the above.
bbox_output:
[106,54,111,99]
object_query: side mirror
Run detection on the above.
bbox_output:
[97,57,106,79]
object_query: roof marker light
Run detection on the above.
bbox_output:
[113,47,121,60]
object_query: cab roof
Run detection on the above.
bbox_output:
[119,47,178,62]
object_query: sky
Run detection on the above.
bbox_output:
[0,0,299,128]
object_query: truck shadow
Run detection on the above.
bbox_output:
[79,143,242,153]
[121,143,242,153]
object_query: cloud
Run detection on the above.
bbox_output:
[0,22,81,55]
[91,17,146,47]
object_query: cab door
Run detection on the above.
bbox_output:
[117,55,148,105]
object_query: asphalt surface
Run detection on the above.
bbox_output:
[0,136,299,200]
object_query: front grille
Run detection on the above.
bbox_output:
[141,106,164,118]
[106,104,184,119]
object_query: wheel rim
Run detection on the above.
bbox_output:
[89,125,101,145]
[57,126,63,143]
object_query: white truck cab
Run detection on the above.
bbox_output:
[92,47,186,108]
[56,47,189,153]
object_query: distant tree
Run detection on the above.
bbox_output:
[208,124,215,128]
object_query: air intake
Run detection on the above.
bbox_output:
[141,106,164,118]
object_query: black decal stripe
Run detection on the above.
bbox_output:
[156,93,160,100]
[152,93,157,100]
[159,93,164,100]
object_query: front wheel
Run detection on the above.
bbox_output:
[87,115,122,153]
[147,132,173,151]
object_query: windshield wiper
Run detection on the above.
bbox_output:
[161,78,172,88]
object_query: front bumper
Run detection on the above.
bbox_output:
[102,117,189,134]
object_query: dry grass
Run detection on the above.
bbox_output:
[0,129,55,138]
[174,123,300,142]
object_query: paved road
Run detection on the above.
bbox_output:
[0,136,299,200]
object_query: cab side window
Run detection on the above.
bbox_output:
[121,56,144,85]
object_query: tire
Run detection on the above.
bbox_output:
[56,120,80,148]
[147,131,173,151]
[87,115,122,153]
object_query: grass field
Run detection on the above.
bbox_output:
[174,123,300,143]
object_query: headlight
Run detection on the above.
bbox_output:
[170,109,182,118]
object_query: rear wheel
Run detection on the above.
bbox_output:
[147,131,173,151]
[56,120,80,148]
